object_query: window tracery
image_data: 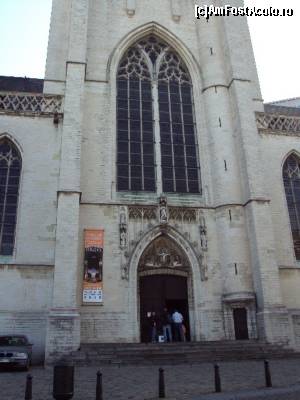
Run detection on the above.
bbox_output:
[116,35,201,194]
[283,154,300,260]
[0,138,21,255]
[158,52,190,84]
[117,47,151,81]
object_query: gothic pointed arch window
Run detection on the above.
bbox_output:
[0,138,21,255]
[283,153,300,260]
[117,35,201,193]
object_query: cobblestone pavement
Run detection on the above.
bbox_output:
[1,358,300,400]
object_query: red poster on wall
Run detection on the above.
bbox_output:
[82,230,104,304]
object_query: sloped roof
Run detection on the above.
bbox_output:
[0,76,44,93]
[268,97,300,108]
[264,97,300,117]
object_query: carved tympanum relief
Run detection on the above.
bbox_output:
[138,235,189,273]
[119,198,209,281]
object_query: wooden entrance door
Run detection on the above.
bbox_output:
[139,274,189,342]
[233,308,249,340]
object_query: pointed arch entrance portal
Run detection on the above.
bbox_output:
[138,234,192,342]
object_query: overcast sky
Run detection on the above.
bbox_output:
[0,0,298,103]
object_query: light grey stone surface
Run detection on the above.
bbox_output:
[1,0,300,364]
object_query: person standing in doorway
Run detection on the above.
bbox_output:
[149,311,158,342]
[172,309,184,341]
[161,307,173,342]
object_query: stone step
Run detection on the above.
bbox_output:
[65,341,297,366]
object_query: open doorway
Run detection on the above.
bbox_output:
[139,274,190,342]
[233,308,249,340]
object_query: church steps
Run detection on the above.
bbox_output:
[65,341,297,366]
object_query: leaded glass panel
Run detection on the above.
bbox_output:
[283,154,300,260]
[117,46,155,191]
[158,78,200,193]
[116,35,201,194]
[0,139,21,255]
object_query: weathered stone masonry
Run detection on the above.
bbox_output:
[1,0,300,363]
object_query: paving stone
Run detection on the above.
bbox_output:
[1,358,300,400]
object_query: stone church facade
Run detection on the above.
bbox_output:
[1,0,300,363]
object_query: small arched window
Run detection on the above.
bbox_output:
[0,138,21,255]
[283,154,300,260]
[116,36,201,194]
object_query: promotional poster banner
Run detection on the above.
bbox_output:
[82,230,104,304]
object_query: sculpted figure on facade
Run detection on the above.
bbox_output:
[119,207,128,249]
[199,215,208,252]
[159,196,168,224]
[121,263,129,280]
[139,235,189,272]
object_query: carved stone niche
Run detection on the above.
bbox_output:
[159,196,168,224]
[119,206,128,250]
[199,214,208,252]
[126,0,136,16]
[138,235,190,274]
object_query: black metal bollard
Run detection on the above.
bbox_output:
[158,368,166,398]
[25,374,32,400]
[214,364,221,393]
[264,360,272,388]
[53,364,74,400]
[96,371,103,400]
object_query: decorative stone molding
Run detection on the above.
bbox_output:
[121,263,129,280]
[138,235,189,273]
[171,0,182,22]
[119,206,128,250]
[126,201,208,281]
[199,214,208,252]
[124,222,208,282]
[222,292,258,340]
[199,261,208,281]
[119,206,129,280]
[0,93,63,116]
[256,112,300,135]
[169,207,197,223]
[222,291,256,303]
[159,196,168,224]
[128,204,198,224]
[126,0,136,16]
[128,206,157,220]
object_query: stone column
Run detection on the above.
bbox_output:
[45,0,89,363]
[195,15,254,340]
[44,0,72,95]
[220,9,292,344]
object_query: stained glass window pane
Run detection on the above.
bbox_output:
[117,45,155,191]
[0,139,21,255]
[158,73,201,194]
[116,36,201,195]
[283,154,300,260]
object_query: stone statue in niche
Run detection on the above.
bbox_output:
[157,247,170,265]
[199,215,208,252]
[119,206,127,249]
[172,254,182,267]
[121,263,129,280]
[159,196,168,224]
[200,263,208,281]
[120,228,127,249]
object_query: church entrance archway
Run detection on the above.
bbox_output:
[137,234,193,343]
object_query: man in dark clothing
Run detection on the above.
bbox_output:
[148,311,158,342]
[161,307,173,342]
